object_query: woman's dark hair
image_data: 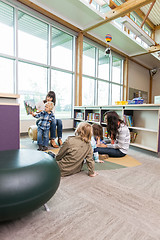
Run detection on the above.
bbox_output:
[104,111,123,140]
[44,91,56,105]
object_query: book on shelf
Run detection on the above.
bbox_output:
[130,132,137,143]
[87,112,100,122]
[75,121,80,128]
[123,115,133,127]
[75,112,84,120]
[102,126,108,138]
[24,99,37,115]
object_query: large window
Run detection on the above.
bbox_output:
[0,57,14,93]
[51,70,73,118]
[112,56,122,84]
[82,41,123,106]
[82,77,95,106]
[18,11,48,64]
[98,50,109,80]
[0,1,124,121]
[51,27,73,71]
[98,80,109,106]
[111,84,121,105]
[83,42,95,77]
[0,1,14,56]
[0,1,75,120]
[18,62,48,120]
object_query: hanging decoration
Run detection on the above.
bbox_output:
[105,34,112,43]
[105,34,112,56]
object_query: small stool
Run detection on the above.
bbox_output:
[28,125,57,141]
[0,149,60,221]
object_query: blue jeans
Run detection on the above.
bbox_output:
[37,127,49,147]
[97,147,126,158]
[50,119,62,139]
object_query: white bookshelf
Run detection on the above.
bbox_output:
[124,104,160,154]
[74,104,160,156]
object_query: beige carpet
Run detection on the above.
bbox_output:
[1,135,160,239]
[45,148,142,167]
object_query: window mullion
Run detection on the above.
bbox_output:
[14,8,18,94]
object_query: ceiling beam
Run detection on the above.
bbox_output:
[147,45,160,53]
[140,0,156,29]
[124,0,155,29]
[135,0,155,39]
[132,9,154,30]
[82,0,154,32]
[155,25,160,30]
[130,45,160,57]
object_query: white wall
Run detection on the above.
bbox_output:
[20,119,74,133]
[151,70,160,103]
[155,29,160,44]
[128,60,150,101]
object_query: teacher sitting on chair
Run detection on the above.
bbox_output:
[36,91,63,148]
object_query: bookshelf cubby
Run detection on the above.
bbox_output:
[74,106,85,129]
[74,104,160,156]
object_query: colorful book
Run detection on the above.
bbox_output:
[24,99,37,115]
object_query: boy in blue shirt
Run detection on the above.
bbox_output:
[31,101,55,151]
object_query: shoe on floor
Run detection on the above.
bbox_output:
[37,145,43,151]
[99,154,109,160]
[42,146,48,151]
[50,139,59,148]
[47,151,56,158]
[58,138,63,146]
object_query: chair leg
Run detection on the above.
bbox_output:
[44,203,50,212]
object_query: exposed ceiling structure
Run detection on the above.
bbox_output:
[18,0,160,69]
[141,0,160,26]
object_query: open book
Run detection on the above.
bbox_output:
[24,99,37,115]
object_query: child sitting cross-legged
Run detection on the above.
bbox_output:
[56,122,98,177]
[31,101,55,151]
[91,123,108,161]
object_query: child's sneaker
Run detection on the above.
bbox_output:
[47,151,56,158]
[42,146,48,151]
[58,138,63,146]
[37,145,43,151]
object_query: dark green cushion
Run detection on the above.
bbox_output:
[0,149,60,221]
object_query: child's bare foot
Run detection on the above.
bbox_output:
[89,172,98,177]
[99,154,109,160]
[99,160,104,163]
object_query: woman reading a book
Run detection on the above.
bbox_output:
[97,111,130,158]
[36,91,63,148]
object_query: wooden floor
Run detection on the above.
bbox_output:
[1,132,160,240]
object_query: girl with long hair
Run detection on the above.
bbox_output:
[97,111,130,157]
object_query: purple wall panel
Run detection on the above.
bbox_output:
[0,105,19,151]
[158,118,160,153]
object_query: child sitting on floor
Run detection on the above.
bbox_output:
[56,122,98,177]
[31,101,55,151]
[91,124,108,161]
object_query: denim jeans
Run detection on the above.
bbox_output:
[37,127,49,147]
[36,118,63,139]
[97,147,126,158]
[50,119,62,139]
